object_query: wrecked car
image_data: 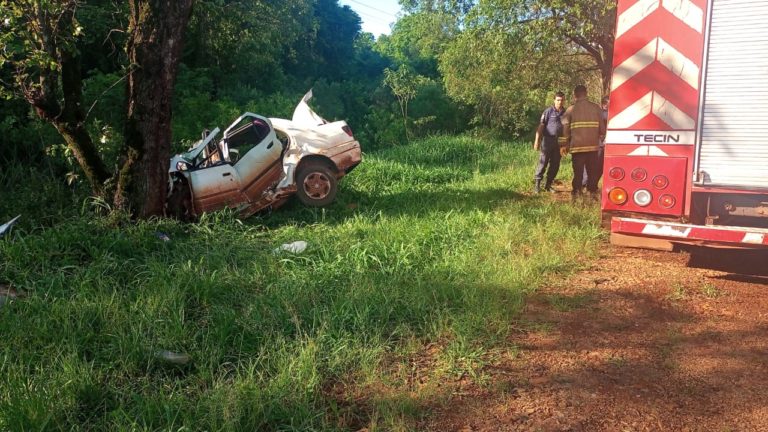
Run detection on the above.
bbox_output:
[167,91,362,219]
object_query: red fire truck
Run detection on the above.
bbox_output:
[602,0,768,250]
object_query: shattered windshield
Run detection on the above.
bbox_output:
[182,127,220,163]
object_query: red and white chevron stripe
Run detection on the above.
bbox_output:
[609,91,695,129]
[616,0,703,39]
[607,0,707,132]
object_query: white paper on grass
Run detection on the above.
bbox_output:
[274,241,308,254]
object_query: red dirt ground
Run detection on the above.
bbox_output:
[423,245,768,431]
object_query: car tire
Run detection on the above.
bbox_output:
[296,162,338,207]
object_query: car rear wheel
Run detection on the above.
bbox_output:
[296,162,338,207]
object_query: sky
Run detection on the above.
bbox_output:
[339,0,402,37]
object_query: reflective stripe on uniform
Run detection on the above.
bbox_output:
[570,145,600,153]
[570,121,600,129]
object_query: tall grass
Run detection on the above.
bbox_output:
[0,164,84,230]
[0,135,603,430]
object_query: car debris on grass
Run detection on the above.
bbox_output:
[273,240,308,254]
[155,350,191,365]
[0,215,21,238]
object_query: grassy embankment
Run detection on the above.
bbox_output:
[0,135,602,430]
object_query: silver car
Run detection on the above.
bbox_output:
[167,91,362,219]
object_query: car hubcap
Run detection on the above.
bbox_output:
[303,172,331,200]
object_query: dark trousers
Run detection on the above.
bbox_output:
[583,146,605,187]
[572,151,600,194]
[534,146,561,186]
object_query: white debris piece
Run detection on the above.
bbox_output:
[0,215,21,238]
[155,350,191,365]
[154,231,171,242]
[273,241,308,254]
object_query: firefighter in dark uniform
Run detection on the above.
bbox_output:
[582,95,610,189]
[561,85,606,199]
[533,91,566,193]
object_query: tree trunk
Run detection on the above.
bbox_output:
[115,0,194,218]
[58,48,111,195]
[600,37,614,97]
[52,121,110,196]
[25,6,110,196]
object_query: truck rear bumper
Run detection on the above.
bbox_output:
[611,217,768,248]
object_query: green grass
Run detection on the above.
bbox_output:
[0,135,603,431]
[700,282,721,298]
[667,282,688,301]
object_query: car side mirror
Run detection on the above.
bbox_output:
[176,161,191,171]
[229,148,240,163]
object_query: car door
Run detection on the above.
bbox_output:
[225,115,284,202]
[187,144,246,213]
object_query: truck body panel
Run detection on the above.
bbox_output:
[602,0,768,248]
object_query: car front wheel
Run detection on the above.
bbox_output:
[296,162,338,207]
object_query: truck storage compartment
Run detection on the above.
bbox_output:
[697,0,768,189]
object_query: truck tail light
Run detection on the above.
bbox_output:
[631,168,647,182]
[652,175,669,189]
[659,194,676,208]
[609,188,628,205]
[633,189,652,207]
[342,125,354,137]
[609,167,625,180]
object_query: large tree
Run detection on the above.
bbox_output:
[432,0,615,131]
[115,0,194,217]
[0,1,111,194]
[526,0,616,94]
[463,0,616,94]
[0,0,193,218]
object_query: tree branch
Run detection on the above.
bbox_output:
[84,66,133,122]
[569,34,602,65]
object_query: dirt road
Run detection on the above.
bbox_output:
[425,245,768,431]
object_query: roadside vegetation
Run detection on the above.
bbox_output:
[1,0,615,428]
[1,0,614,216]
[0,135,603,430]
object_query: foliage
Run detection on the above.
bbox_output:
[383,65,430,141]
[0,0,196,217]
[375,11,458,77]
[183,0,312,90]
[399,0,476,17]
[410,80,472,136]
[436,0,611,132]
[0,1,77,101]
[471,0,617,92]
[0,0,621,174]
